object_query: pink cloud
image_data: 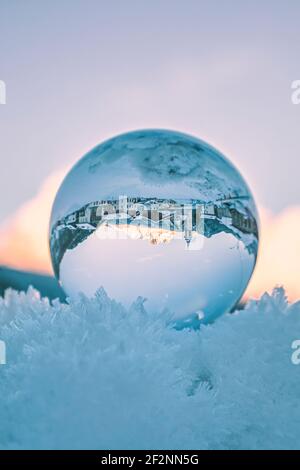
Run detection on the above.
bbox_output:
[246,206,300,301]
[0,170,67,274]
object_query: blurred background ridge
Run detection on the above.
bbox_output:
[0,266,65,302]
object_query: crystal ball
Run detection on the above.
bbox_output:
[50,130,259,325]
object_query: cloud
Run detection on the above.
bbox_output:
[246,206,300,301]
[0,171,299,302]
[0,170,67,274]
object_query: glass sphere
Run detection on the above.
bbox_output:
[50,130,259,325]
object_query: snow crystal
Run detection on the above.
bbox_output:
[0,286,300,450]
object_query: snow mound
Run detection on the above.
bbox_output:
[0,287,300,450]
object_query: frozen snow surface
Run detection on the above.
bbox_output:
[0,287,300,450]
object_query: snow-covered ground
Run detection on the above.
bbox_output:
[0,287,300,450]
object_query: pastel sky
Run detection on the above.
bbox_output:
[0,1,299,299]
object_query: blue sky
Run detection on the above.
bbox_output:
[0,0,300,220]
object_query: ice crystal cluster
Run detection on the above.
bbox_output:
[0,287,300,450]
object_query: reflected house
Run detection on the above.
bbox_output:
[74,205,93,230]
[203,203,216,218]
[78,206,87,222]
[230,208,258,236]
[65,212,77,225]
[96,202,115,218]
[215,205,231,220]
